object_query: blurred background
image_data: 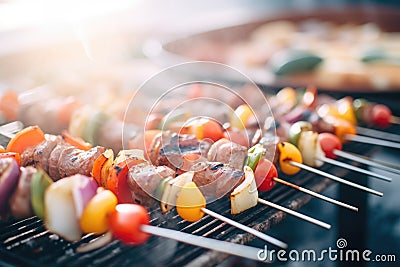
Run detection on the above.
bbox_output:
[0,1,399,266]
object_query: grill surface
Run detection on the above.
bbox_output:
[0,142,381,267]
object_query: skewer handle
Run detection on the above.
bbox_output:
[141,225,267,262]
[200,208,288,249]
[273,177,358,211]
[257,198,331,230]
[289,161,383,197]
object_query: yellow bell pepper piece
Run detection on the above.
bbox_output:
[176,182,206,222]
[230,104,254,129]
[278,142,303,175]
[80,189,118,234]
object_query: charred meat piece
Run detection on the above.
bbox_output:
[20,146,36,167]
[192,162,245,198]
[33,135,62,173]
[148,131,173,165]
[48,142,72,181]
[207,139,247,170]
[154,132,211,171]
[128,163,174,206]
[58,146,105,178]
[9,166,36,218]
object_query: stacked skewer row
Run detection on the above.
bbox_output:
[0,85,399,262]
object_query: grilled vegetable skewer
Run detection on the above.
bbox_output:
[0,161,272,261]
[246,144,358,211]
[2,126,288,248]
[289,123,393,182]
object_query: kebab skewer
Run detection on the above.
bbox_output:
[1,126,289,248]
[0,158,274,261]
[272,86,400,150]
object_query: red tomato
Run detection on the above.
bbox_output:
[318,133,342,159]
[371,104,392,128]
[109,204,150,245]
[223,129,249,148]
[186,118,224,142]
[202,119,224,142]
[254,158,276,192]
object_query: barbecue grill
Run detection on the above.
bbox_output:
[0,140,378,267]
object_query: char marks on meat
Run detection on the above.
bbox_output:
[153,132,211,171]
[20,146,36,167]
[48,142,71,181]
[128,163,174,206]
[58,146,105,178]
[207,139,247,170]
[192,162,245,198]
[33,135,62,173]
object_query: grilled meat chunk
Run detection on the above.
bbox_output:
[153,132,211,171]
[128,163,174,206]
[33,135,62,173]
[192,162,245,198]
[58,146,105,178]
[207,139,247,170]
[48,142,72,181]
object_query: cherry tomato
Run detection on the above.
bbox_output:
[371,104,392,128]
[318,133,342,159]
[108,204,150,245]
[254,158,276,192]
[80,189,118,234]
[223,129,249,148]
[186,118,224,141]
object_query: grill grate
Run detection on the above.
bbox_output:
[0,143,379,267]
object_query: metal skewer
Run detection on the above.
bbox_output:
[288,161,383,197]
[257,198,331,229]
[317,156,392,182]
[0,121,23,139]
[389,116,400,125]
[141,225,268,262]
[200,208,287,248]
[333,149,400,175]
[356,126,400,143]
[345,134,400,150]
[272,177,358,211]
